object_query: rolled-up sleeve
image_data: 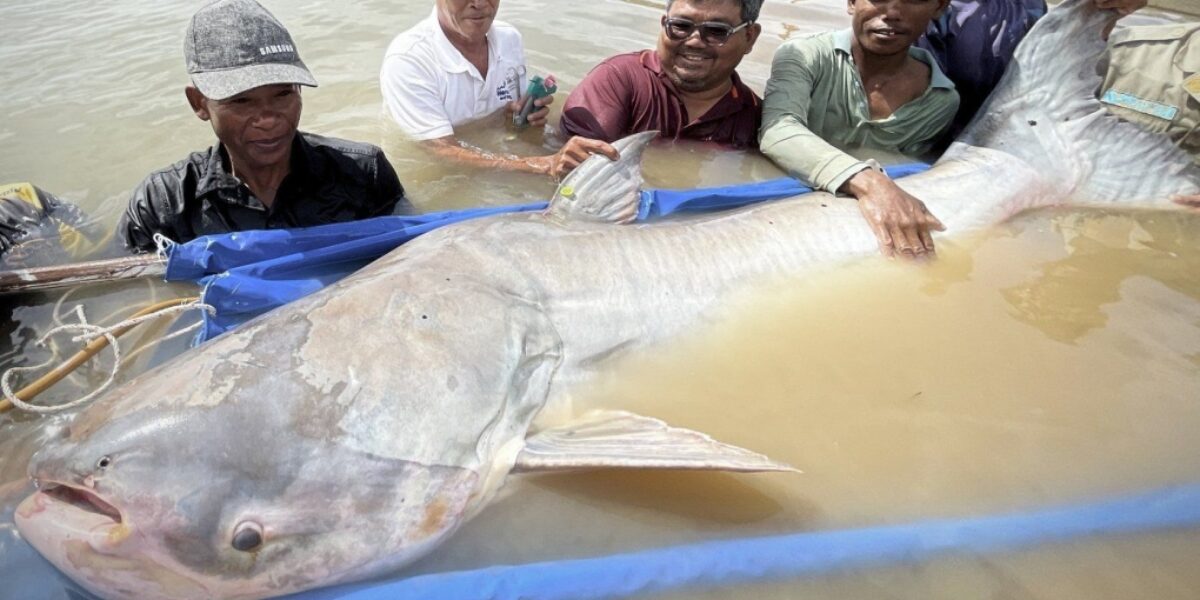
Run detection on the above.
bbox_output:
[759,42,868,193]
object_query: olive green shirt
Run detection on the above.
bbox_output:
[1101,23,1199,165]
[760,29,959,193]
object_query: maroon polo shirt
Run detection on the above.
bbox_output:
[560,50,761,149]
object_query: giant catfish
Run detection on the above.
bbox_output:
[13,1,1200,598]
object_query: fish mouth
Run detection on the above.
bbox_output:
[16,481,128,542]
[41,483,124,524]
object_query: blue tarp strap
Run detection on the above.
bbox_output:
[300,483,1200,600]
[637,164,932,219]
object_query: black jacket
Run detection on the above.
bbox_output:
[119,132,410,252]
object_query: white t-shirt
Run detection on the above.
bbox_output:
[380,10,528,140]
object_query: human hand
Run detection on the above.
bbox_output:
[1173,193,1200,211]
[844,168,945,259]
[526,94,554,128]
[1094,0,1146,16]
[507,93,555,129]
[541,136,620,180]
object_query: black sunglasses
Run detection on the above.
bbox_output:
[661,16,751,46]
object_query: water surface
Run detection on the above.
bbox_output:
[1,1,1198,599]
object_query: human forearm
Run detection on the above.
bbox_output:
[421,137,552,175]
[759,117,869,192]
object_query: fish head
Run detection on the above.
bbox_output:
[15,372,478,599]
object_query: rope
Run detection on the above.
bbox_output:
[153,233,176,259]
[0,297,212,415]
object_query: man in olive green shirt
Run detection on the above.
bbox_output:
[761,0,954,259]
[1099,21,1199,208]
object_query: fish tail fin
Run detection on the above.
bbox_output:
[952,0,1199,204]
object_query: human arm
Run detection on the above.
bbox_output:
[418,135,618,180]
[1095,0,1146,16]
[381,53,614,178]
[759,41,874,194]
[1174,194,1200,211]
[1095,0,1146,39]
[759,40,944,258]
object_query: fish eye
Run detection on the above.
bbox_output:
[232,521,264,552]
[96,456,112,470]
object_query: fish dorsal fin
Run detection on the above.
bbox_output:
[513,409,798,473]
[546,131,658,224]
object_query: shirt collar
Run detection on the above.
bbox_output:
[426,7,497,78]
[833,28,955,90]
[196,144,238,198]
[195,133,313,204]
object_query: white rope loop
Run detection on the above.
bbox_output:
[1,300,214,415]
[153,233,177,259]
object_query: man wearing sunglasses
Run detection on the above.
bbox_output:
[560,0,764,149]
[760,0,957,260]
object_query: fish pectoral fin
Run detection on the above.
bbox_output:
[512,409,798,474]
[545,131,657,225]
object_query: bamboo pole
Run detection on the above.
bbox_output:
[0,297,198,414]
[0,254,167,296]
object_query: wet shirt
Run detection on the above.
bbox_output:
[918,0,1047,139]
[1101,23,1200,165]
[381,9,527,140]
[560,50,761,149]
[119,132,410,252]
[760,30,959,193]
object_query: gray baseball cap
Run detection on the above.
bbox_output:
[185,0,318,101]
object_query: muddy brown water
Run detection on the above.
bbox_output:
[1,1,1198,599]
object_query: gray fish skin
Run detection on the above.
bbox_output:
[14,1,1199,599]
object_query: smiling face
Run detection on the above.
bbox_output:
[847,0,947,57]
[657,0,761,95]
[436,0,499,45]
[186,83,302,176]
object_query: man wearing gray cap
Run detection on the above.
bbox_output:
[119,0,410,252]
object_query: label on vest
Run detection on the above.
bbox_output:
[1101,89,1179,122]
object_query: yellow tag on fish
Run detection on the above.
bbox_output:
[1185,75,1200,104]
[0,182,42,210]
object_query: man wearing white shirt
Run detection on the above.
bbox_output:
[381,0,617,179]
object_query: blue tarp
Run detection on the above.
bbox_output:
[164,166,930,341]
[293,483,1200,600]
